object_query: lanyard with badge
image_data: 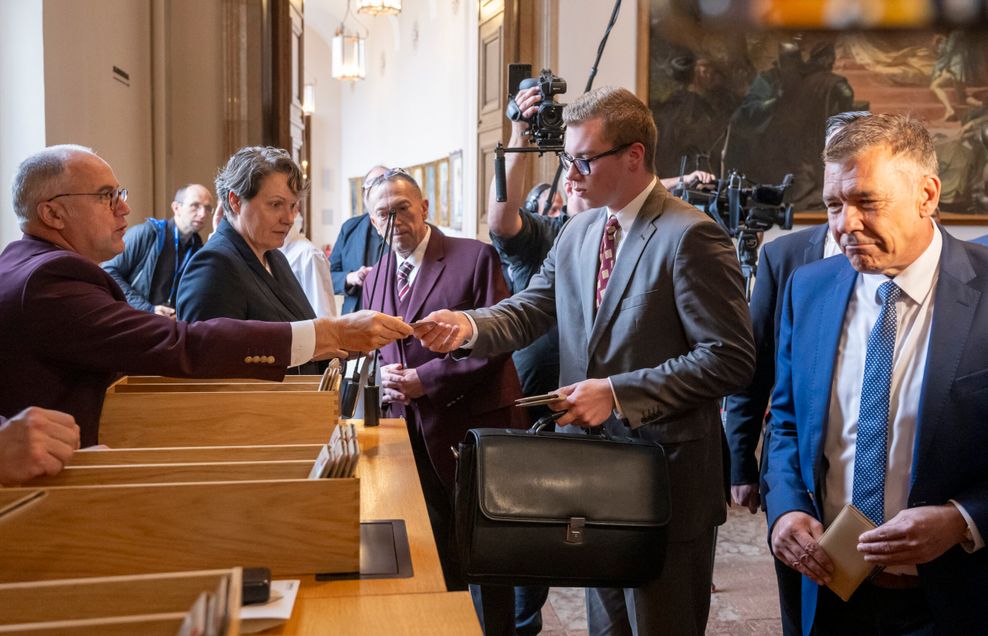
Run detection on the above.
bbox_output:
[166,224,195,307]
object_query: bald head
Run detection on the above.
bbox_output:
[363,165,389,207]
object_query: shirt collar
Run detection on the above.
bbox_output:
[860,220,941,306]
[824,227,841,258]
[606,176,657,232]
[396,225,431,270]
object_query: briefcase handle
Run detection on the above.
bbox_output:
[528,415,618,440]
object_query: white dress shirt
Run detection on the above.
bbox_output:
[393,226,432,292]
[823,228,841,259]
[280,233,339,319]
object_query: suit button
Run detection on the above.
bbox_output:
[252,355,261,363]
[244,356,252,363]
[266,356,275,364]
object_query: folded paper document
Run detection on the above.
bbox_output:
[240,579,300,634]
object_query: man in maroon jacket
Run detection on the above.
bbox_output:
[0,145,411,447]
[362,169,526,631]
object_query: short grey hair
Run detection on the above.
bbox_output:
[11,144,93,228]
[824,111,871,144]
[215,146,308,211]
[823,112,938,176]
[365,168,423,203]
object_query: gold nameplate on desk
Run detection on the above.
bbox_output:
[819,503,878,601]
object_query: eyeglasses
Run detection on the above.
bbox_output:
[559,143,632,176]
[183,201,215,214]
[364,167,413,192]
[47,187,128,210]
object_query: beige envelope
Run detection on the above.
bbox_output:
[819,503,879,601]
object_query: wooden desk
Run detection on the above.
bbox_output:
[292,419,447,599]
[270,591,481,635]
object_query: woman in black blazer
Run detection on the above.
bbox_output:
[177,146,322,374]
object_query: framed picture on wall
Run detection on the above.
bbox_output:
[424,162,438,224]
[349,177,364,217]
[437,158,451,227]
[643,5,988,224]
[410,165,425,199]
[449,150,464,231]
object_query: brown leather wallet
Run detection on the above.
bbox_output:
[869,572,922,590]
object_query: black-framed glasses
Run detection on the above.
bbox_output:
[47,187,128,210]
[559,143,632,176]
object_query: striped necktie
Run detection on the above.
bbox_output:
[595,215,620,310]
[396,260,414,302]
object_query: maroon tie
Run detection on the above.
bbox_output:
[595,215,620,309]
[396,260,414,302]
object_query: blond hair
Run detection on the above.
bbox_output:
[563,86,656,172]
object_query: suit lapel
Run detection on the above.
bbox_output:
[912,235,978,487]
[404,229,445,322]
[587,190,661,356]
[804,224,828,264]
[809,260,857,486]
[267,251,316,319]
[579,210,605,343]
[219,220,310,320]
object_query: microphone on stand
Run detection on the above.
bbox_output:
[359,207,398,427]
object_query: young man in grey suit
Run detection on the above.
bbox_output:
[415,86,755,636]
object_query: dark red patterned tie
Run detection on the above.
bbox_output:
[595,215,620,309]
[396,260,414,302]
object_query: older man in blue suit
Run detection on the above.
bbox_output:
[765,113,987,634]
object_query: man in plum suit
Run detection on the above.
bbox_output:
[0,145,411,446]
[362,168,526,633]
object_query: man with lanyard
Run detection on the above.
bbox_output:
[103,183,212,318]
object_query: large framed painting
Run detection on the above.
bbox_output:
[643,3,988,224]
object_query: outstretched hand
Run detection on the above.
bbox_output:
[314,311,412,359]
[413,310,473,353]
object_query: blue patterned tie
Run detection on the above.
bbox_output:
[852,280,901,526]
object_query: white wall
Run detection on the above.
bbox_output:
[557,0,638,97]
[306,0,476,245]
[0,0,46,250]
[304,4,344,250]
[43,0,155,221]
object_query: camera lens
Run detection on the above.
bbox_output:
[539,105,564,129]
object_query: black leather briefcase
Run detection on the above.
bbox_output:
[454,419,671,587]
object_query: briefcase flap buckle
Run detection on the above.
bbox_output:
[565,517,586,544]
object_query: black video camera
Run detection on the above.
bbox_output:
[506,64,567,151]
[673,171,794,293]
[674,171,794,238]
